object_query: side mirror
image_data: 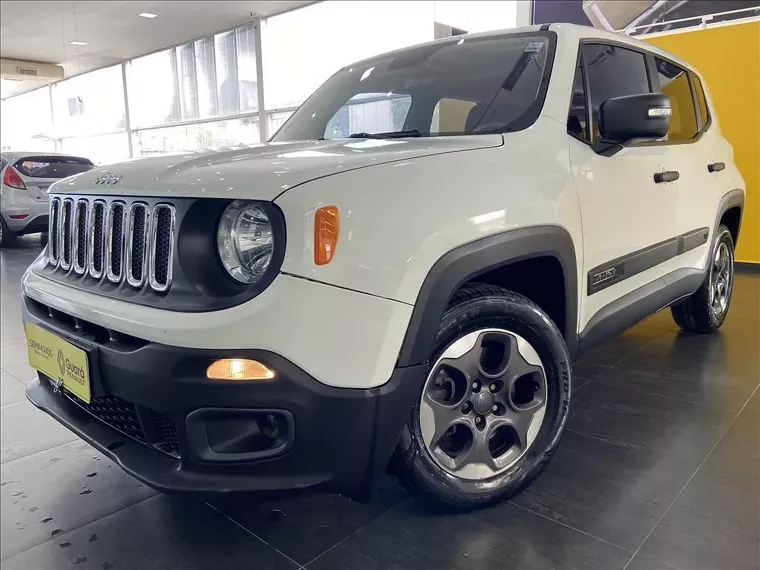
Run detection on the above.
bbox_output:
[599,93,671,145]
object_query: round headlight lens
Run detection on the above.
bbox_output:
[217,200,274,284]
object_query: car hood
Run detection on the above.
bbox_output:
[51,136,502,200]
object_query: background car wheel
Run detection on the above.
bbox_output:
[391,283,572,508]
[671,225,734,334]
[0,217,17,248]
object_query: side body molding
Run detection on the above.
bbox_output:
[396,225,578,367]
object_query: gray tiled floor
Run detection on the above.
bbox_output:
[1,235,758,570]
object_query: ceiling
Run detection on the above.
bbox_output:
[0,1,313,98]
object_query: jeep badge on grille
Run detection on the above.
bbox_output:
[94,173,123,186]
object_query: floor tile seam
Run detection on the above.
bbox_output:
[588,378,740,411]
[0,438,77,466]
[0,493,158,561]
[507,500,634,555]
[300,496,415,568]
[204,501,303,568]
[620,382,760,570]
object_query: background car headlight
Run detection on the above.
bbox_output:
[217,200,274,284]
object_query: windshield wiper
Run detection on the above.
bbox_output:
[348,130,422,139]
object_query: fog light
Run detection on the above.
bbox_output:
[207,359,275,381]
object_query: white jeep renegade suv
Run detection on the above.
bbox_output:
[22,24,745,507]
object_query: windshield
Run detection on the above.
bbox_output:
[14,156,95,178]
[273,32,555,142]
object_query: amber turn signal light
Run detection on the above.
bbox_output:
[207,359,275,381]
[314,206,340,265]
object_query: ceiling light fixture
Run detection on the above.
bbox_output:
[69,40,88,46]
[137,12,158,18]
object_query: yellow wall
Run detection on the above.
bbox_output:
[648,22,760,264]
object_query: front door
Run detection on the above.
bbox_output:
[569,43,680,332]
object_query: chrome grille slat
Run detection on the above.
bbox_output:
[106,202,127,284]
[126,203,150,288]
[48,196,176,294]
[88,200,106,279]
[148,204,175,293]
[48,198,60,266]
[59,199,74,271]
[73,200,89,275]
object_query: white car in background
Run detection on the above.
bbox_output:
[0,152,95,246]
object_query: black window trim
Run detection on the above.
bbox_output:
[568,38,712,154]
[688,71,712,134]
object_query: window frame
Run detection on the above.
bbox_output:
[688,72,712,134]
[568,38,712,152]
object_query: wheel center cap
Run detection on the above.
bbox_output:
[472,390,494,415]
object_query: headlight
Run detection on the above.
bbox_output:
[217,200,274,284]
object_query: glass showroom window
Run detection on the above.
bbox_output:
[262,1,433,111]
[128,23,258,130]
[0,87,54,151]
[132,116,260,157]
[60,132,131,166]
[52,65,127,139]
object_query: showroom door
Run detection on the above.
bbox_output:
[569,43,679,331]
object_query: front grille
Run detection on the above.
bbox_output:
[48,197,175,293]
[73,394,146,443]
[63,391,180,458]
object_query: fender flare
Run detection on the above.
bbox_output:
[396,225,579,367]
[714,189,744,244]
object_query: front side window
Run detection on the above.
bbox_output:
[583,44,652,142]
[324,93,412,139]
[273,33,555,141]
[655,58,698,142]
[567,58,588,141]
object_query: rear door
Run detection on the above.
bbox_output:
[569,43,679,331]
[650,58,714,270]
[13,156,95,200]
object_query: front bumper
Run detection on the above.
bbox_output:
[22,296,425,495]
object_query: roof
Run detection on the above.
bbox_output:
[342,22,697,77]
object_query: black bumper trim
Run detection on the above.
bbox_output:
[23,296,427,495]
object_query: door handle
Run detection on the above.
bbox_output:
[708,162,725,173]
[654,171,679,184]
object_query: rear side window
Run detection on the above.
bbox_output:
[14,156,94,179]
[690,73,710,131]
[582,44,652,142]
[655,58,698,141]
[431,98,478,134]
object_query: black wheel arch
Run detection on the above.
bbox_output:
[715,189,744,248]
[396,225,579,367]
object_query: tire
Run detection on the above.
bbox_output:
[0,217,17,248]
[671,225,734,334]
[391,283,572,508]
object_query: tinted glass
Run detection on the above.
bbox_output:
[431,98,477,134]
[273,34,554,141]
[567,58,588,140]
[583,44,651,142]
[14,156,94,178]
[324,93,412,139]
[655,58,698,141]
[691,73,710,130]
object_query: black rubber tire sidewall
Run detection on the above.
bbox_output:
[671,226,734,333]
[394,285,571,508]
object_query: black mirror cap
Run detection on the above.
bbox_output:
[599,93,671,145]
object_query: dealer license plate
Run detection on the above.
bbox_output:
[25,323,91,403]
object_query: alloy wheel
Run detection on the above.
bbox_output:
[419,328,547,481]
[709,241,732,319]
